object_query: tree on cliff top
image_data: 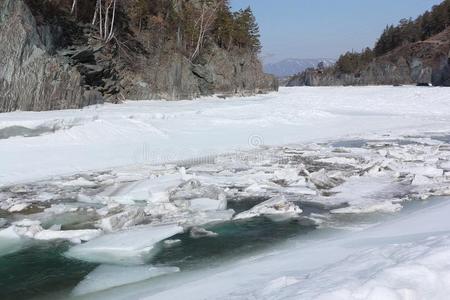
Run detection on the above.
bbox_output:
[233,7,261,53]
[29,0,263,59]
[374,0,450,56]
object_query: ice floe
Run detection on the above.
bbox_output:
[65,224,183,265]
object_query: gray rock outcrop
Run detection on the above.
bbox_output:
[0,0,102,112]
[116,45,278,101]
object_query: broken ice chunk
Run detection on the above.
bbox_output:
[170,179,224,201]
[234,196,302,221]
[97,207,146,232]
[315,157,359,166]
[316,175,407,215]
[57,177,97,187]
[181,209,236,227]
[65,224,183,265]
[331,201,402,214]
[412,174,434,186]
[309,169,344,190]
[273,168,302,184]
[99,175,183,205]
[163,239,182,248]
[34,229,102,243]
[72,265,180,296]
[188,198,227,211]
[8,203,31,213]
[190,227,218,239]
[0,226,25,257]
[11,219,43,238]
[283,186,317,196]
[244,182,281,194]
[403,166,444,178]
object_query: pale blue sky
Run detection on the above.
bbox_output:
[231,0,443,62]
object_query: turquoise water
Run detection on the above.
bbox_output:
[153,217,316,270]
[0,241,96,300]
[0,217,315,300]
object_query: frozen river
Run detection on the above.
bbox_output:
[1,86,450,186]
[1,86,450,299]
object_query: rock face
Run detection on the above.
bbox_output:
[0,0,102,112]
[288,28,450,87]
[0,0,277,113]
[125,45,278,101]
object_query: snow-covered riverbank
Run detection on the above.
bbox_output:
[1,86,450,186]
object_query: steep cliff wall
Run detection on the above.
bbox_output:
[121,44,277,101]
[0,0,102,112]
[0,0,277,112]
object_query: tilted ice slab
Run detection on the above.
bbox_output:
[34,229,102,244]
[72,265,180,296]
[97,207,147,232]
[65,224,183,265]
[0,219,103,256]
[188,198,227,211]
[88,173,186,205]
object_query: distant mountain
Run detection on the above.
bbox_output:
[264,58,336,77]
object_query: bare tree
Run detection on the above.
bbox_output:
[92,0,118,43]
[190,0,223,61]
[71,0,77,14]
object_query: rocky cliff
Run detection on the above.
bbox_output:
[0,0,102,112]
[0,0,277,112]
[288,28,450,87]
[122,44,278,101]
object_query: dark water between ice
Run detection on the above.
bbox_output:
[0,215,316,300]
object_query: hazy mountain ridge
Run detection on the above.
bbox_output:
[264,58,336,77]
